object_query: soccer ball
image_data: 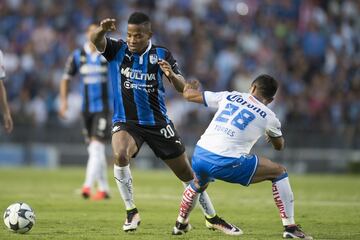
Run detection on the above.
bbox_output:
[3,202,36,234]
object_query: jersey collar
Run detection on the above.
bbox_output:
[130,40,152,65]
[250,94,263,104]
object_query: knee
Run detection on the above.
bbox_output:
[277,164,286,174]
[192,179,208,193]
[114,149,129,166]
[273,164,287,179]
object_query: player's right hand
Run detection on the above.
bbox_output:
[100,18,116,32]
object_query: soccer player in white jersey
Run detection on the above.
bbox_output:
[0,50,13,133]
[172,75,313,239]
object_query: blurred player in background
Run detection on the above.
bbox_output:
[59,25,111,200]
[0,49,13,133]
[172,75,313,239]
[90,12,240,233]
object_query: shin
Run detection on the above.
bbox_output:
[177,182,200,224]
[272,173,295,226]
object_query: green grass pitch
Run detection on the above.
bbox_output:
[0,168,359,239]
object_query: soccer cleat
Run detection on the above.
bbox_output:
[205,215,243,236]
[123,208,141,232]
[92,191,110,200]
[172,221,192,235]
[283,224,313,239]
[81,187,91,199]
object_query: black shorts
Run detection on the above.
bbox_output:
[111,121,186,160]
[82,112,111,142]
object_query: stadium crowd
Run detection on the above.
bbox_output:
[0,0,359,147]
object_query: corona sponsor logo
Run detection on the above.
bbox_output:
[227,94,267,118]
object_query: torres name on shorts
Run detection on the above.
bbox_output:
[102,37,185,159]
[64,43,112,139]
[194,91,282,185]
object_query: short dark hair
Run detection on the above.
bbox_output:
[251,74,278,99]
[128,12,150,25]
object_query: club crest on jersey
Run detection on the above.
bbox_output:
[149,54,158,64]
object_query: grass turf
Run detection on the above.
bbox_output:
[0,168,359,239]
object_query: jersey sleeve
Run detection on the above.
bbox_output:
[165,50,182,76]
[266,116,283,137]
[102,37,124,62]
[63,52,78,79]
[203,91,229,108]
[0,51,5,80]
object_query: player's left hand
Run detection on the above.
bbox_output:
[158,59,175,78]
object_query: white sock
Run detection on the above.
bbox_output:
[198,191,216,218]
[177,185,199,224]
[272,173,295,226]
[95,142,110,192]
[84,141,102,188]
[114,164,136,210]
[183,181,216,218]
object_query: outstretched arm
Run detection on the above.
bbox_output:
[182,80,204,104]
[169,73,185,93]
[59,52,78,119]
[158,59,185,93]
[90,18,116,52]
[59,77,70,118]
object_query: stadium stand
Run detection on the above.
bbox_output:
[0,0,359,151]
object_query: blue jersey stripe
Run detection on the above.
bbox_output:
[88,84,102,112]
[73,50,81,67]
[85,54,103,113]
[110,44,127,123]
[90,55,104,112]
[132,52,155,125]
[155,48,170,123]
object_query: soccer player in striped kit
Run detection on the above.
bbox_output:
[90,12,239,233]
[0,49,13,133]
[59,25,111,200]
[172,75,313,239]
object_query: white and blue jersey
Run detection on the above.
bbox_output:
[101,38,182,126]
[64,43,112,114]
[192,91,282,186]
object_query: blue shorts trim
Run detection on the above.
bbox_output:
[247,155,259,186]
[192,146,259,187]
